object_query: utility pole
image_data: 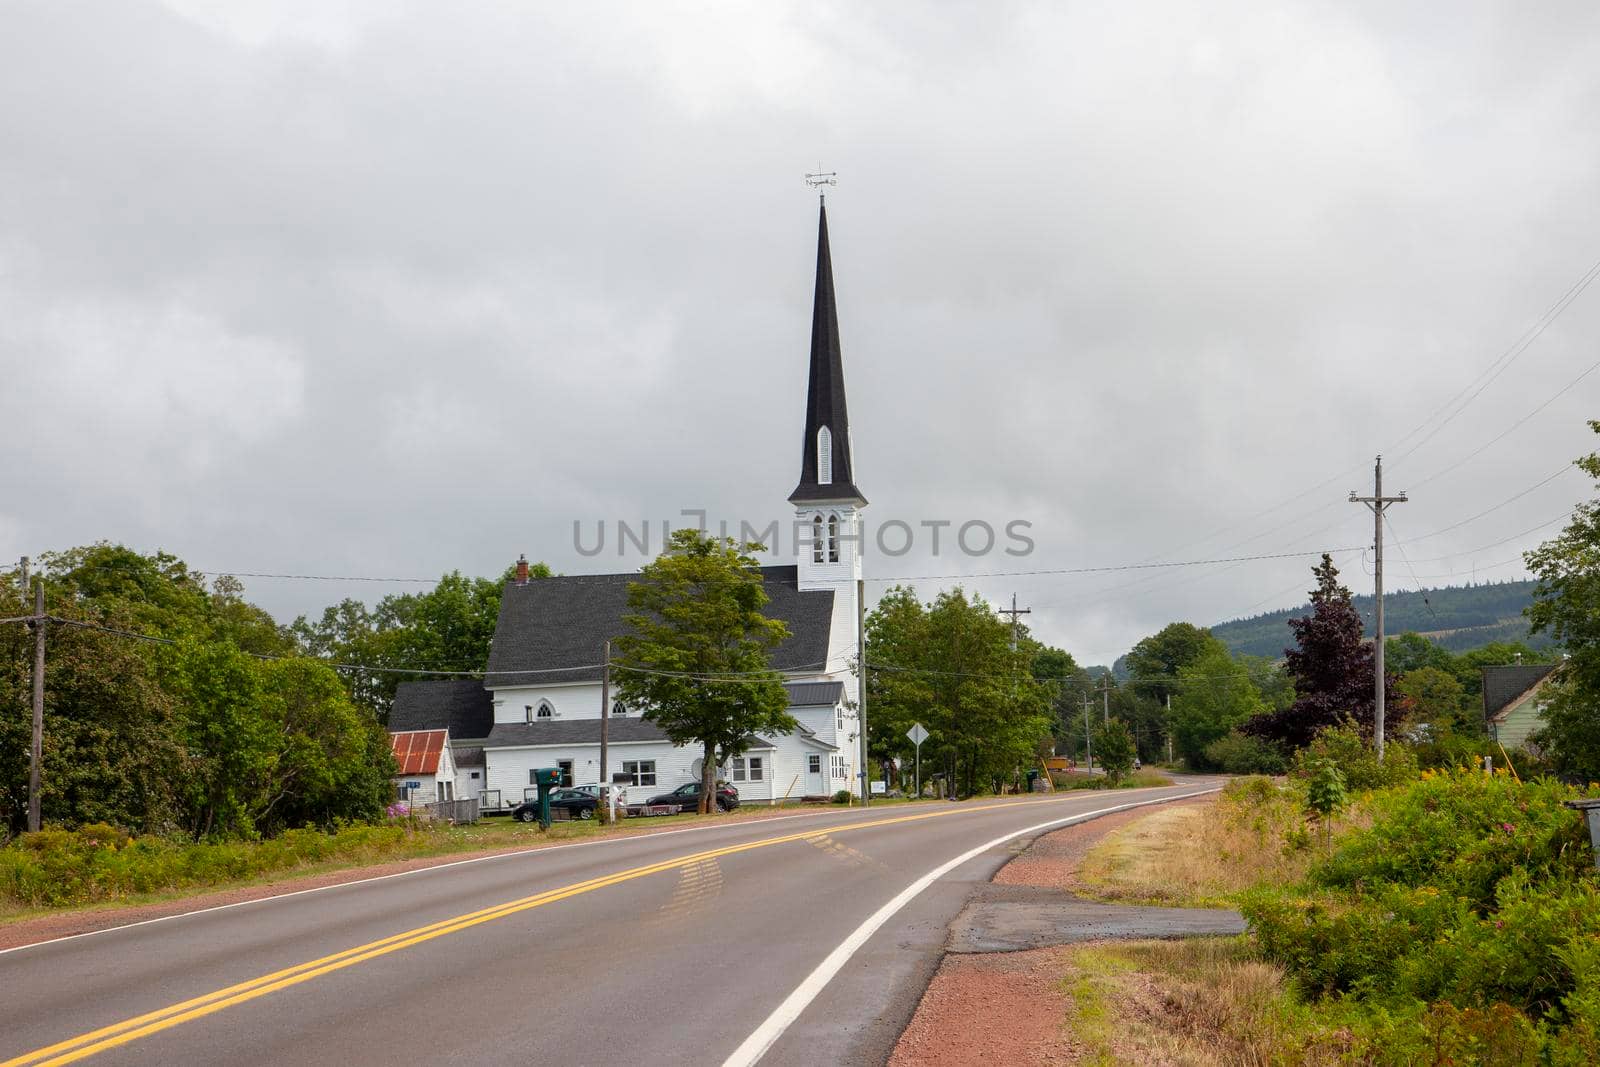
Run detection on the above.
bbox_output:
[998,593,1031,649]
[1165,693,1174,764]
[600,639,610,820]
[29,579,45,833]
[858,577,869,807]
[1082,695,1094,771]
[1096,674,1112,725]
[18,556,28,594]
[1350,455,1407,762]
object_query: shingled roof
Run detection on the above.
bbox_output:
[1482,662,1561,723]
[484,565,835,687]
[481,719,776,751]
[390,679,494,740]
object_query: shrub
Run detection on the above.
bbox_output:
[1205,731,1287,775]
[1291,721,1418,792]
[1244,766,1600,1050]
[0,821,427,909]
[831,790,851,805]
[1314,769,1589,911]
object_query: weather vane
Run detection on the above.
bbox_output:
[804,168,837,199]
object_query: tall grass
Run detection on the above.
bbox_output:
[1074,776,1364,907]
[0,821,443,908]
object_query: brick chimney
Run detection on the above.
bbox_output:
[515,553,529,585]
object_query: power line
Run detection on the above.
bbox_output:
[1388,257,1600,467]
[1406,355,1600,490]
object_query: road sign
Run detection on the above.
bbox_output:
[907,723,928,799]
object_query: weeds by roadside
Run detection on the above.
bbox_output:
[1074,776,1362,908]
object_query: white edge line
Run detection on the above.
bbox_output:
[721,787,1222,1067]
[0,782,1216,960]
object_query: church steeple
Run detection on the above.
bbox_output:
[789,201,867,507]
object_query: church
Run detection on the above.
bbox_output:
[389,203,868,808]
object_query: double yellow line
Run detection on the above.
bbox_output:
[3,798,1051,1066]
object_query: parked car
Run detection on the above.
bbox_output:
[511,788,597,822]
[645,782,740,813]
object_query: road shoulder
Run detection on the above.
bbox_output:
[889,796,1233,1066]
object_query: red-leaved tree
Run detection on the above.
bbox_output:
[1243,554,1398,750]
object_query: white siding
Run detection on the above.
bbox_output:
[489,682,606,725]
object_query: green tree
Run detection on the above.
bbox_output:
[1395,666,1475,741]
[1094,720,1136,785]
[292,562,550,717]
[613,530,795,814]
[1168,647,1266,769]
[1030,644,1090,753]
[0,574,185,835]
[1525,422,1600,780]
[1125,622,1220,704]
[864,586,1053,797]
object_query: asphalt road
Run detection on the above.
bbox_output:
[0,780,1219,1067]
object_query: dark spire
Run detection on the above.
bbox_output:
[789,201,867,506]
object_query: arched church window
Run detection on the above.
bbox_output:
[528,700,554,721]
[812,514,825,564]
[827,513,840,563]
[612,700,627,717]
[817,426,833,485]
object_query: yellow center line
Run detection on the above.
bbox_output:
[1,794,1121,1067]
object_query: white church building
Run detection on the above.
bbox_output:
[390,203,869,808]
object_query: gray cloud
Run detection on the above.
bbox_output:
[3,0,1598,665]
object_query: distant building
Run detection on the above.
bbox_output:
[389,729,457,806]
[388,203,866,809]
[1482,662,1562,750]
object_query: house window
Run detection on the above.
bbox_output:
[469,771,480,780]
[557,760,574,787]
[830,755,846,779]
[808,754,821,774]
[612,700,627,717]
[526,700,554,722]
[817,426,833,485]
[731,757,746,782]
[748,756,763,782]
[623,760,656,787]
[836,705,845,731]
[812,514,825,564]
[729,756,764,783]
[827,513,840,563]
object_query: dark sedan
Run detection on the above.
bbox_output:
[645,782,740,813]
[511,788,597,822]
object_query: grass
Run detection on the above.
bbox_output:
[1049,767,1177,791]
[1074,777,1366,908]
[1059,938,1358,1065]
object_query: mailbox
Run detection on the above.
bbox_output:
[531,767,562,828]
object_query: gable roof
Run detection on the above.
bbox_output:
[390,730,447,775]
[785,680,844,706]
[1482,662,1561,722]
[390,679,494,740]
[790,202,866,507]
[485,565,836,687]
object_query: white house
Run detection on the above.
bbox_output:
[389,202,868,806]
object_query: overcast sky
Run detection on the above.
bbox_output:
[3,1,1599,666]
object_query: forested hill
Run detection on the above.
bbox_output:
[1209,579,1551,659]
